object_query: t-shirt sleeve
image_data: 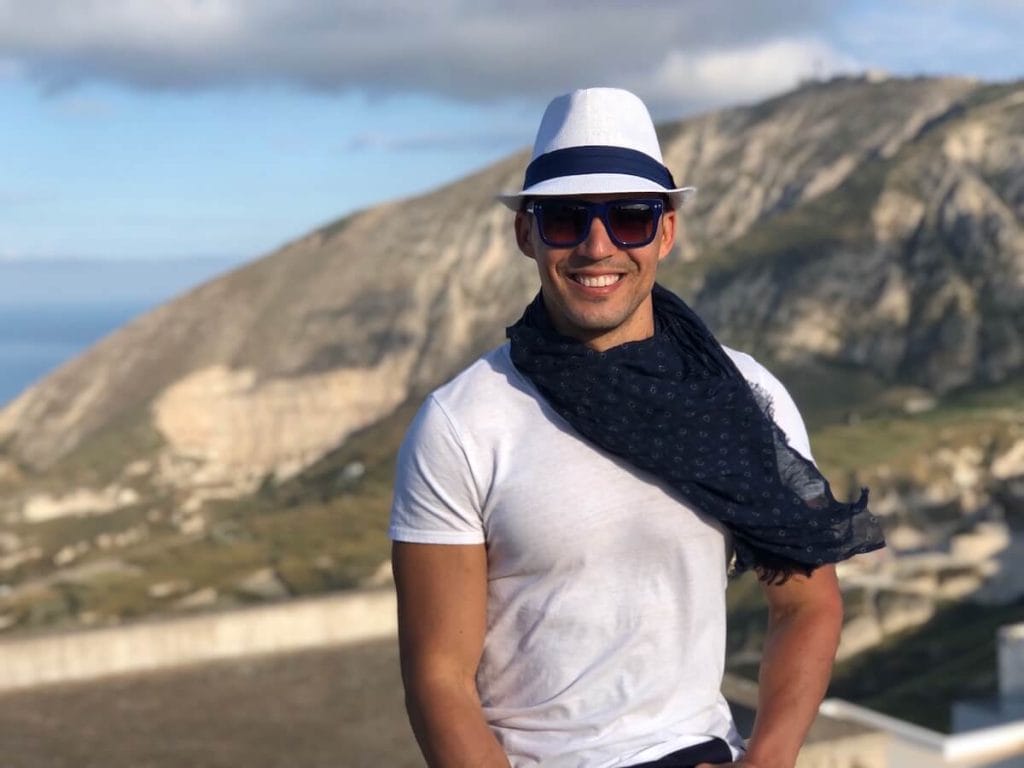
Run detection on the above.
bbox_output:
[726,349,815,465]
[389,394,486,544]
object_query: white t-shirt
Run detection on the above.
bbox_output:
[390,343,814,768]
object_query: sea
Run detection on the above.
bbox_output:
[0,257,246,407]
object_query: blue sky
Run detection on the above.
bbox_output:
[1,0,1022,264]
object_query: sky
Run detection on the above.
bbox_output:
[1,0,1023,264]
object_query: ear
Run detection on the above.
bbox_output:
[515,210,536,260]
[657,207,677,263]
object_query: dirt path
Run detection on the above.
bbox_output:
[0,638,420,768]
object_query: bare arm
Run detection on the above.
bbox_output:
[392,541,510,768]
[702,565,843,768]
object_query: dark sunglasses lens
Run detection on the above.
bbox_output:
[608,202,658,245]
[538,203,589,245]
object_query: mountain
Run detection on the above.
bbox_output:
[1,75,1023,685]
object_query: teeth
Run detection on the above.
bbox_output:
[574,274,621,287]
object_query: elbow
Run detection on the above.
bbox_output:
[816,580,845,627]
[402,664,481,715]
[825,574,845,627]
[767,572,845,645]
[810,581,845,656]
[823,591,845,654]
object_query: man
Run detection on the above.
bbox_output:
[390,88,883,768]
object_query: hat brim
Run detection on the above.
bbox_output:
[497,173,696,211]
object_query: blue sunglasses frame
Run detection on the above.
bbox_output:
[525,197,665,249]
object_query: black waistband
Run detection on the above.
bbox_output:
[624,737,733,767]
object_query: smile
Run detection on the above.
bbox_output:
[570,274,623,288]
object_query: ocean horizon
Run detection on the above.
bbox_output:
[0,301,153,405]
[0,256,245,407]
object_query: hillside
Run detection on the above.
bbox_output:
[0,74,1022,726]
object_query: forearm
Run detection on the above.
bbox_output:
[743,599,842,768]
[405,675,511,768]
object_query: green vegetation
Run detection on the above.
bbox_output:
[0,397,421,633]
[6,505,155,592]
[812,374,1024,495]
[727,579,1024,733]
[830,598,1024,732]
[205,397,423,591]
[763,360,891,434]
[56,571,154,623]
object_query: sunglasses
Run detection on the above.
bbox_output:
[525,198,665,249]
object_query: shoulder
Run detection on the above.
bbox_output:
[723,346,782,392]
[400,344,520,456]
[423,343,529,428]
[430,344,516,407]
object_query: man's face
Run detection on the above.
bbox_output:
[515,193,677,351]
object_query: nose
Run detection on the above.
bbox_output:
[577,213,616,260]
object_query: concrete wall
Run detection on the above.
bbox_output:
[0,587,397,691]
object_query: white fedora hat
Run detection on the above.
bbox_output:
[498,87,696,210]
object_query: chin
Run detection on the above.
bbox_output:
[562,311,628,337]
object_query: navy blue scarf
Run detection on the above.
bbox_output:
[506,283,885,582]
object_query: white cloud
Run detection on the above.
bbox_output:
[11,2,1014,112]
[0,0,850,109]
[643,38,861,109]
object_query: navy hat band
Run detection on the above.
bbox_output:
[524,145,676,190]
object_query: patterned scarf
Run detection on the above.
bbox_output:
[506,283,885,582]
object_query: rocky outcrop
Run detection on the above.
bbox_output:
[833,418,1024,657]
[694,83,1024,394]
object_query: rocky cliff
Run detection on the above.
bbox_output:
[687,79,1024,394]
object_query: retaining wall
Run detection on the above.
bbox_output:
[0,587,397,691]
